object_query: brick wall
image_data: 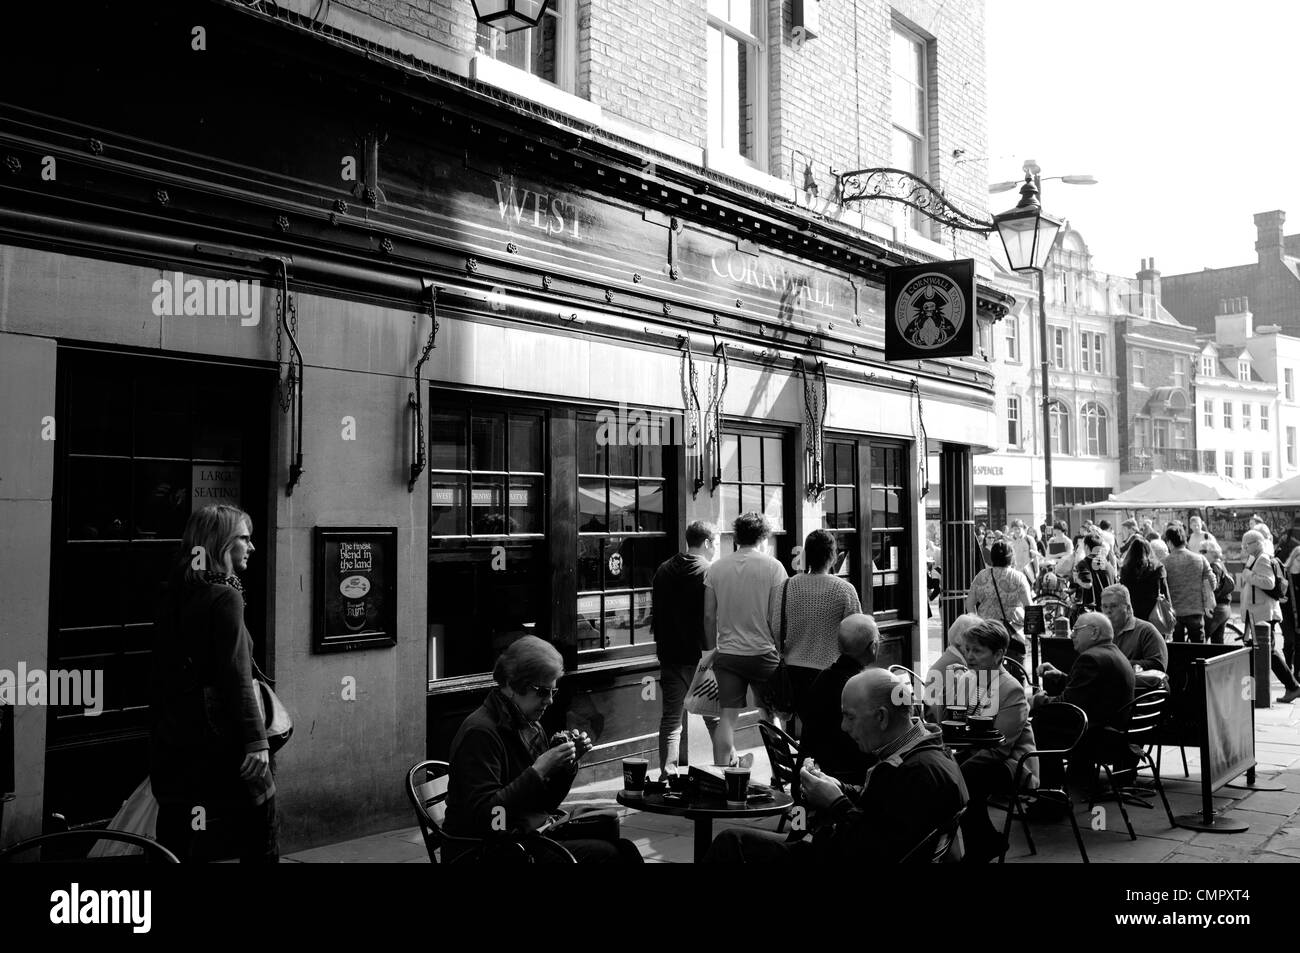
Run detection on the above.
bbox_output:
[1117,320,1200,465]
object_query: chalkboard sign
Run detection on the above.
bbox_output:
[1202,648,1255,791]
[1023,605,1045,636]
[313,527,398,653]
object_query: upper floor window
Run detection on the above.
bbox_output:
[1049,400,1071,455]
[476,0,575,91]
[1243,404,1253,430]
[1289,426,1296,466]
[1052,327,1067,370]
[1244,451,1254,480]
[707,0,767,168]
[1201,355,1215,378]
[1287,368,1295,402]
[1080,401,1109,456]
[890,22,929,232]
[1007,396,1021,448]
[1238,360,1251,382]
[1262,405,1271,431]
[1132,348,1145,385]
[978,320,993,360]
[1224,450,1234,478]
[1004,317,1020,362]
[1173,356,1186,390]
[1080,331,1104,374]
[1264,452,1272,479]
[1203,399,1214,428]
[1224,401,1234,429]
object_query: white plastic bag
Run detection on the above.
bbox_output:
[87,776,159,858]
[684,665,722,719]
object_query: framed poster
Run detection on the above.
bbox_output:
[313,526,398,653]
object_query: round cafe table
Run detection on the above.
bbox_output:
[616,790,794,863]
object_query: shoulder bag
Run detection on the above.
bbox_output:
[251,658,294,752]
[1149,571,1176,638]
[762,579,798,715]
[990,568,1028,659]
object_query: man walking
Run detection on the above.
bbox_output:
[1161,524,1215,643]
[651,520,718,779]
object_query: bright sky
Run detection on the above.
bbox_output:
[985,0,1300,279]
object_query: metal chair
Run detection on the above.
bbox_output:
[757,720,805,836]
[405,760,576,864]
[0,829,179,863]
[888,665,928,720]
[1090,690,1177,840]
[1001,657,1030,688]
[997,702,1091,864]
[900,806,966,863]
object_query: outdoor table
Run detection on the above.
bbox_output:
[943,732,1005,757]
[615,789,794,863]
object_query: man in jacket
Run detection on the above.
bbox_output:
[651,520,718,778]
[703,668,968,863]
[1162,524,1215,643]
[1099,584,1168,675]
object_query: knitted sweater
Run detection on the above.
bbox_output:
[1162,547,1215,617]
[768,572,862,669]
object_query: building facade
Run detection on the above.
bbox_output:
[0,0,1009,851]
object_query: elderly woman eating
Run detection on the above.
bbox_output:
[443,636,643,863]
[954,620,1038,862]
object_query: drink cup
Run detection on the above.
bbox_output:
[339,575,371,632]
[724,766,750,808]
[622,757,649,799]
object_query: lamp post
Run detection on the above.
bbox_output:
[992,162,1096,526]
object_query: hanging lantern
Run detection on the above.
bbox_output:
[472,0,550,33]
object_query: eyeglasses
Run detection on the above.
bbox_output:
[525,683,557,700]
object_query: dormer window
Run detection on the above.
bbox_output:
[1201,355,1215,378]
[1239,361,1250,382]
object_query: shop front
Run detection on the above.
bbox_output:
[0,0,1009,849]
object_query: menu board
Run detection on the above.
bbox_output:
[313,527,398,653]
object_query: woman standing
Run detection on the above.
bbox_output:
[150,504,277,862]
[1202,540,1233,645]
[1239,530,1300,704]
[965,540,1033,660]
[767,529,862,721]
[1119,536,1167,623]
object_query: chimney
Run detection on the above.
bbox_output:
[1136,256,1162,311]
[1255,210,1286,264]
[1215,296,1253,346]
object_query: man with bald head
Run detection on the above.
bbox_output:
[704,668,967,863]
[797,614,880,781]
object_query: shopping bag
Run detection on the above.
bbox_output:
[684,665,722,719]
[87,776,159,858]
[1149,588,1176,638]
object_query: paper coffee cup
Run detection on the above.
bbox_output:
[622,757,649,799]
[724,766,749,807]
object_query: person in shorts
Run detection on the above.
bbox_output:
[702,512,789,767]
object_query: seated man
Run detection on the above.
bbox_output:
[703,669,968,863]
[798,614,880,782]
[1099,583,1168,684]
[1033,611,1136,789]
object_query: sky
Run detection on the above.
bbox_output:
[984,0,1300,279]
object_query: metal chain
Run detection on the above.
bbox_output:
[275,283,288,412]
[408,291,440,491]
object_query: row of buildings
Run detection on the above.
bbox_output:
[949,210,1300,532]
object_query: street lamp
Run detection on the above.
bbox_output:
[471,0,550,32]
[992,165,1095,526]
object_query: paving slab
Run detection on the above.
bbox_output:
[285,829,429,863]
[1236,789,1300,815]
[1165,842,1264,864]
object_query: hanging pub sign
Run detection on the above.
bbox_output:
[884,258,976,362]
[313,526,398,653]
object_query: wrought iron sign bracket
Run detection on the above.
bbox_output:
[353,129,389,207]
[271,256,306,496]
[408,279,440,493]
[836,167,996,235]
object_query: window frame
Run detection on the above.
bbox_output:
[1238,361,1251,382]
[1225,450,1235,478]
[1048,399,1071,455]
[1007,395,1021,448]
[1289,426,1297,467]
[1080,401,1109,456]
[1244,450,1254,480]
[475,0,577,93]
[1051,327,1067,370]
[1224,401,1234,430]
[1172,356,1186,390]
[1261,405,1271,432]
[1202,355,1215,378]
[706,0,769,172]
[1004,317,1020,362]
[1132,348,1145,385]
[1287,368,1295,402]
[1264,451,1272,479]
[1203,398,1214,429]
[889,20,930,234]
[1242,403,1253,431]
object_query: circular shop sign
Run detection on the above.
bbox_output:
[895,272,966,350]
[607,552,624,578]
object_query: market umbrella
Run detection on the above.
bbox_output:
[1107,472,1248,505]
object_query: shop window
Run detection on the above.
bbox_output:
[717,429,787,551]
[821,440,858,586]
[576,412,672,655]
[428,409,545,538]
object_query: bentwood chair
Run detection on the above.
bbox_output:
[888,665,928,720]
[1090,690,1177,840]
[405,760,576,864]
[1001,657,1030,688]
[900,806,966,863]
[0,830,179,863]
[997,702,1091,864]
[757,720,806,836]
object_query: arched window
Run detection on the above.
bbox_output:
[1049,400,1072,455]
[1081,402,1109,456]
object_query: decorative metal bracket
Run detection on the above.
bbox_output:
[353,129,388,207]
[837,167,996,234]
[271,256,305,496]
[797,357,828,502]
[408,280,440,492]
[680,339,704,498]
[705,341,730,494]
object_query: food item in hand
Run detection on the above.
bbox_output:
[549,728,594,758]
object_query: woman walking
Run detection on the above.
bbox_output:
[150,504,278,862]
[965,540,1033,660]
[1119,536,1166,623]
[1202,540,1233,645]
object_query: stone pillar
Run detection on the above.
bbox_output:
[939,443,975,637]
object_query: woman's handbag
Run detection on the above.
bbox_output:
[990,568,1028,659]
[761,580,798,715]
[1149,575,1176,638]
[251,660,293,752]
[684,664,722,719]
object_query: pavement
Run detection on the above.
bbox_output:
[283,613,1300,863]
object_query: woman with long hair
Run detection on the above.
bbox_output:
[1119,536,1166,623]
[149,504,278,862]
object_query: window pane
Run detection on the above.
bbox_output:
[633,591,654,644]
[832,534,855,579]
[134,461,191,539]
[508,476,542,534]
[429,412,466,471]
[828,487,853,529]
[576,595,603,652]
[608,440,637,478]
[833,443,853,486]
[604,593,633,648]
[579,479,607,532]
[530,12,559,84]
[134,377,190,459]
[891,128,922,176]
[127,544,173,625]
[763,437,783,482]
[719,484,740,527]
[630,536,668,589]
[471,413,505,471]
[722,34,740,154]
[509,413,543,473]
[68,372,130,454]
[605,537,631,589]
[707,0,727,19]
[740,435,762,481]
[764,486,785,532]
[741,484,762,518]
[609,479,638,532]
[578,415,602,475]
[638,481,665,533]
[429,479,466,536]
[194,403,244,461]
[871,449,886,487]
[471,478,508,534]
[577,536,603,591]
[721,434,740,481]
[640,438,664,479]
[730,0,753,32]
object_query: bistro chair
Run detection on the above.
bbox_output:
[997,702,1090,864]
[757,720,806,836]
[0,829,179,864]
[899,806,966,864]
[1090,690,1177,840]
[888,665,928,720]
[405,760,576,864]
[1001,657,1030,688]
